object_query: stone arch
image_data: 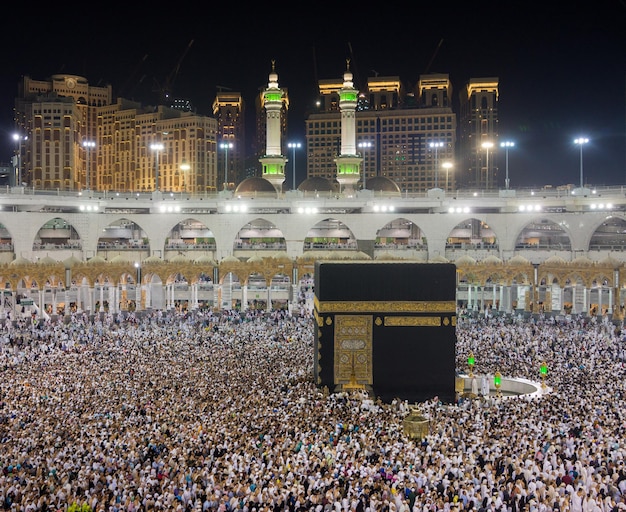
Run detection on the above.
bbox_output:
[304,218,358,252]
[514,218,572,251]
[0,222,15,264]
[446,218,498,250]
[165,218,216,255]
[374,217,427,257]
[588,215,626,251]
[234,218,287,253]
[32,216,82,252]
[98,218,150,259]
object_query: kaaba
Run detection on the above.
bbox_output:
[313,261,457,404]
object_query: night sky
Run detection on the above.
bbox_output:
[2,2,625,188]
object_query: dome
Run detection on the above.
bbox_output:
[364,176,401,195]
[194,255,217,265]
[234,177,277,196]
[599,255,622,267]
[86,255,107,265]
[271,251,292,262]
[297,176,338,192]
[143,255,163,263]
[544,255,568,265]
[63,255,82,268]
[482,255,503,265]
[110,254,131,263]
[220,255,240,263]
[454,255,477,265]
[571,255,594,266]
[38,255,58,265]
[508,255,530,265]
[170,254,190,263]
[10,256,31,266]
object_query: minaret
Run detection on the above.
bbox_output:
[334,60,363,196]
[259,60,287,194]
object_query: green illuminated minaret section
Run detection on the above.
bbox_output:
[334,60,363,195]
[260,60,287,193]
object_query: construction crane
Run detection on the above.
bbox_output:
[423,38,444,74]
[118,53,148,99]
[153,39,194,105]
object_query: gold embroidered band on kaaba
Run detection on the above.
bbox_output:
[315,298,456,314]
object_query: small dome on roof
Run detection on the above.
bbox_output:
[64,255,82,268]
[571,255,594,266]
[482,255,503,265]
[38,255,58,265]
[234,177,277,196]
[86,255,107,265]
[109,254,131,263]
[455,255,477,265]
[544,255,568,265]
[170,254,190,263]
[298,177,338,192]
[194,255,217,265]
[508,255,530,265]
[364,176,401,195]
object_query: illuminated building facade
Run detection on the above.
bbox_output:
[459,78,500,189]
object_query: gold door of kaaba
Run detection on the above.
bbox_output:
[334,314,373,391]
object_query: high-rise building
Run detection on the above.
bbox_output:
[212,91,245,190]
[16,74,112,191]
[459,78,500,189]
[305,72,457,193]
[97,100,218,193]
[15,74,218,193]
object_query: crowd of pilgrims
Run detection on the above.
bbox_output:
[0,306,625,512]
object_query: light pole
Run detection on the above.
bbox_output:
[220,141,234,191]
[12,133,27,186]
[150,143,164,191]
[574,137,589,188]
[500,141,515,190]
[180,160,190,194]
[429,141,444,188]
[134,262,141,311]
[481,141,494,189]
[287,142,301,190]
[82,140,96,191]
[442,161,453,191]
[358,141,373,189]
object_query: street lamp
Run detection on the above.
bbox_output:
[12,133,28,186]
[574,137,589,188]
[82,140,96,191]
[134,261,141,311]
[481,141,494,189]
[150,143,164,191]
[358,141,373,189]
[442,161,453,191]
[180,160,190,194]
[429,141,444,188]
[287,142,301,190]
[500,141,515,190]
[220,141,234,191]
